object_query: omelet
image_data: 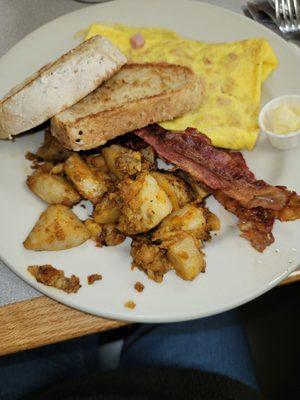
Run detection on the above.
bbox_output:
[85,24,278,150]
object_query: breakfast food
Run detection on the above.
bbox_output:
[118,172,173,235]
[28,265,81,293]
[125,301,136,309]
[64,154,108,203]
[87,274,102,285]
[135,124,300,252]
[0,20,298,296]
[51,63,203,150]
[24,133,220,282]
[27,170,82,206]
[134,282,144,292]
[85,23,278,150]
[0,35,126,139]
[23,204,90,251]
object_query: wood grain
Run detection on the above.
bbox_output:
[279,270,300,286]
[1,271,299,356]
[0,296,127,356]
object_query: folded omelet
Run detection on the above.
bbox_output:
[85,24,278,150]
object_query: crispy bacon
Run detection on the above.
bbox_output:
[135,125,290,210]
[134,125,300,252]
[275,192,300,222]
[215,191,275,252]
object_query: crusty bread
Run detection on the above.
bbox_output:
[0,35,126,139]
[51,63,203,151]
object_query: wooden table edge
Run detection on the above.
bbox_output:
[0,296,127,356]
[278,270,300,286]
[1,271,299,356]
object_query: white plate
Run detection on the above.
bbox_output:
[0,0,299,323]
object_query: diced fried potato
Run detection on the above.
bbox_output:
[84,153,115,188]
[93,170,116,192]
[153,203,206,241]
[151,171,193,210]
[167,233,206,281]
[50,163,64,175]
[102,144,142,179]
[131,236,171,283]
[28,265,81,293]
[84,219,102,241]
[37,162,54,173]
[98,224,126,247]
[177,171,211,201]
[27,170,81,206]
[93,193,120,224]
[140,146,157,170]
[205,210,221,232]
[118,173,173,235]
[23,205,90,251]
[85,154,109,173]
[36,130,72,162]
[64,154,107,204]
[85,155,115,190]
[190,183,210,202]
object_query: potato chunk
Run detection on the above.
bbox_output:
[167,233,206,281]
[153,203,207,241]
[50,163,64,175]
[140,146,157,170]
[36,130,72,162]
[177,171,211,202]
[23,205,90,251]
[93,193,120,224]
[98,224,126,247]
[151,171,192,210]
[85,154,116,190]
[28,264,81,293]
[85,154,109,172]
[131,236,171,283]
[205,210,221,232]
[102,145,142,179]
[84,219,102,242]
[27,170,81,206]
[118,173,173,235]
[64,154,107,204]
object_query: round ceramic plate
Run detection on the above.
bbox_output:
[0,0,299,322]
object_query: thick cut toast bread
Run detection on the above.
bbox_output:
[51,63,203,151]
[0,35,126,139]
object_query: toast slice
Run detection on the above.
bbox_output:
[51,63,203,151]
[0,35,126,139]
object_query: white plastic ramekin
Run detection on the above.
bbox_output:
[259,95,300,150]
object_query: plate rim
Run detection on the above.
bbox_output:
[0,0,299,322]
[1,0,300,63]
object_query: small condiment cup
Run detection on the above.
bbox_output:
[259,95,300,150]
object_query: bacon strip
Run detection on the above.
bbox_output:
[215,191,275,252]
[275,192,300,222]
[135,125,290,211]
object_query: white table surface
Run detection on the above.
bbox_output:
[0,0,294,306]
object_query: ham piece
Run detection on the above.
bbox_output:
[130,33,145,49]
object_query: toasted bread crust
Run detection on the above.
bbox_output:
[0,35,126,139]
[51,63,203,150]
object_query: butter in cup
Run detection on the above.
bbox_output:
[259,95,300,150]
